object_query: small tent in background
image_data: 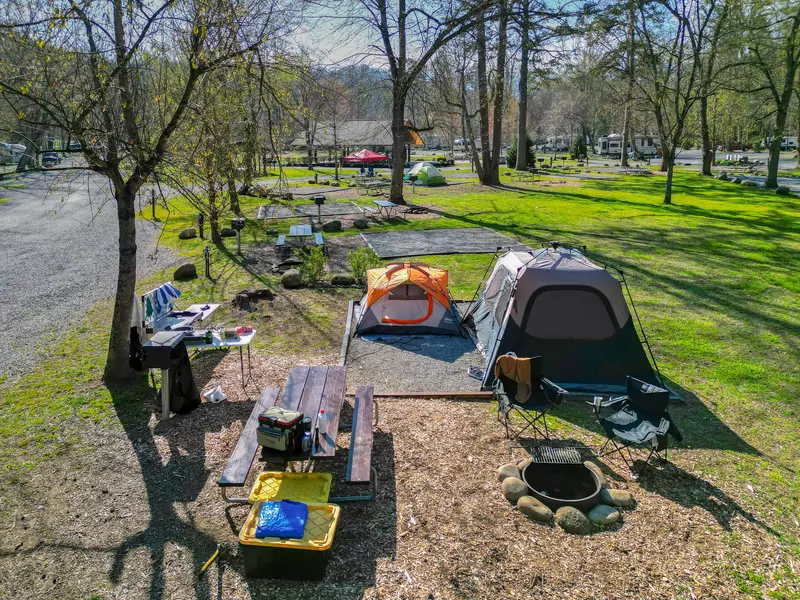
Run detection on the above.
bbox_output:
[355,262,462,336]
[462,245,667,395]
[405,162,446,186]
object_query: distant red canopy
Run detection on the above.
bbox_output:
[342,149,389,163]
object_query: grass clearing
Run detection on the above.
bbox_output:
[1,169,798,597]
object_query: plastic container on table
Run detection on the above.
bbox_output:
[247,471,332,504]
[239,501,340,580]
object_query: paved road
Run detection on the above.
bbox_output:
[0,168,176,380]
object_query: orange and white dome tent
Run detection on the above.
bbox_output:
[355,262,463,336]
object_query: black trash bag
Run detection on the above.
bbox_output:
[129,327,144,372]
[167,346,201,414]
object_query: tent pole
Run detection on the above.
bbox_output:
[619,271,664,386]
[460,247,502,324]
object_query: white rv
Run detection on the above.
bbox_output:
[596,133,660,157]
[781,136,797,151]
[0,142,26,165]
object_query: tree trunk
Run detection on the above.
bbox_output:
[663,149,675,204]
[766,134,782,189]
[103,185,137,382]
[305,124,314,170]
[462,84,485,182]
[659,153,668,172]
[476,13,491,184]
[516,8,529,172]
[620,0,635,168]
[488,1,508,185]
[700,95,713,176]
[228,172,239,215]
[515,79,528,170]
[390,92,407,205]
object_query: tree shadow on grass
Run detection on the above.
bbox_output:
[633,459,779,535]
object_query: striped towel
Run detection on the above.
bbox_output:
[142,282,182,324]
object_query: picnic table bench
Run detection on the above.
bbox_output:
[218,366,376,503]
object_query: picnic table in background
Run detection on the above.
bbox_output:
[372,199,398,219]
[363,181,390,196]
[512,169,539,183]
[621,166,653,176]
[289,224,313,243]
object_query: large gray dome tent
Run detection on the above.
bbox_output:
[463,246,666,395]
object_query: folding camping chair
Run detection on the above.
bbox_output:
[593,376,682,474]
[493,354,568,441]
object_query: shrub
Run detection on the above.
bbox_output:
[298,246,327,286]
[570,136,588,160]
[347,247,382,284]
[506,135,535,168]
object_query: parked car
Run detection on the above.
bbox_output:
[729,142,753,151]
[68,140,82,151]
[42,151,60,166]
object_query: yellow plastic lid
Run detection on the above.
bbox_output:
[239,501,340,551]
[248,472,332,504]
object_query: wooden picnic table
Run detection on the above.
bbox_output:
[218,366,377,504]
[258,366,347,463]
[372,199,397,218]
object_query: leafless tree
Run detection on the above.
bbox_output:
[0,0,281,380]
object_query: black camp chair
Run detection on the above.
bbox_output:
[493,354,568,441]
[594,376,682,473]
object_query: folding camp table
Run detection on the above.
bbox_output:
[184,329,258,393]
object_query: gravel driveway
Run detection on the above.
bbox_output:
[0,169,177,379]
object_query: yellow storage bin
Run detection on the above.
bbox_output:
[247,471,332,504]
[239,501,341,579]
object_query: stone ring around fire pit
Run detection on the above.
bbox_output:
[497,457,635,535]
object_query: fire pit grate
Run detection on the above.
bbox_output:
[528,446,583,465]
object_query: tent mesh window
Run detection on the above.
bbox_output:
[388,283,428,300]
[523,288,619,340]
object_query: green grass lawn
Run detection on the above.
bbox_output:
[1,170,798,594]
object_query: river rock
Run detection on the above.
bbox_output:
[517,496,553,522]
[600,488,635,508]
[220,227,237,237]
[178,228,196,240]
[501,477,528,503]
[555,506,592,535]
[716,171,728,181]
[731,177,743,184]
[776,186,791,196]
[496,463,520,483]
[741,180,757,187]
[583,461,606,488]
[587,504,620,526]
[173,263,197,280]
[322,220,342,232]
[353,218,369,229]
[331,273,356,286]
[281,269,302,289]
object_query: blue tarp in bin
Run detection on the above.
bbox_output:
[255,500,308,539]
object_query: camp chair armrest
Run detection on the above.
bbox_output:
[541,377,568,402]
[592,394,628,417]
